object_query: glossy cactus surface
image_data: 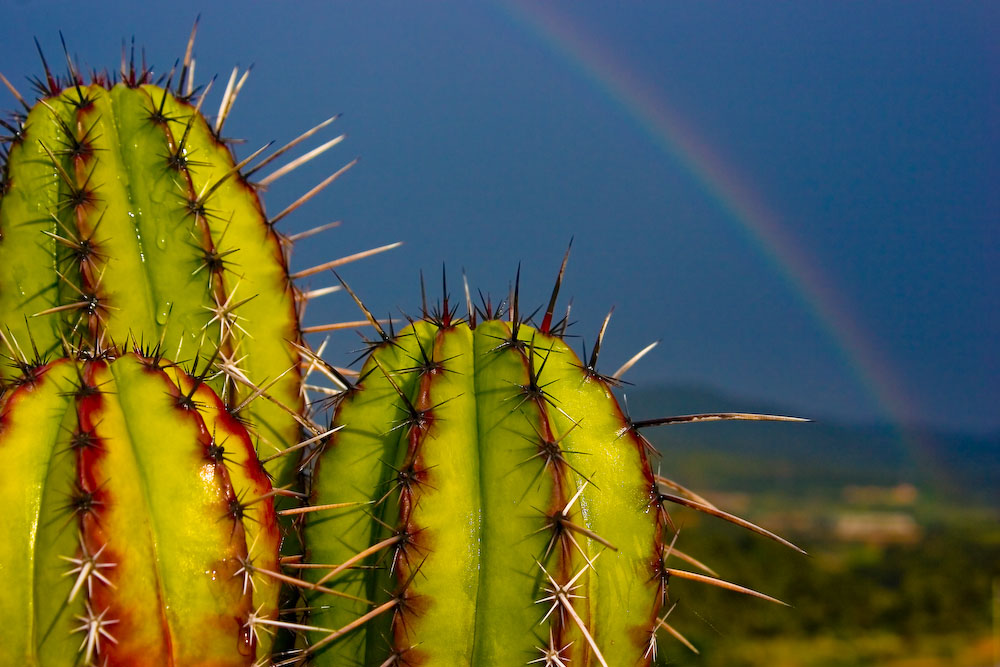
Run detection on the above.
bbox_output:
[0,33,381,488]
[0,72,305,484]
[0,351,281,665]
[303,307,669,666]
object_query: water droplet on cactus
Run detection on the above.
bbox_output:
[238,622,255,656]
[156,302,172,324]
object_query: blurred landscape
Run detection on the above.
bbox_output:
[630,386,1000,666]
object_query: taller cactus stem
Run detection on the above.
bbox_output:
[0,32,396,489]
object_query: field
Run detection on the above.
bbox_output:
[634,387,1000,666]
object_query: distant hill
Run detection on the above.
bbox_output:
[624,384,1000,507]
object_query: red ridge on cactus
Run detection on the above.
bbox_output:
[0,350,281,665]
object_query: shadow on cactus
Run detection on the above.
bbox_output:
[297,255,807,666]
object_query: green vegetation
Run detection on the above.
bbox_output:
[638,385,1000,666]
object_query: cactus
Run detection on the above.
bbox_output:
[299,266,805,666]
[0,350,281,665]
[0,28,392,487]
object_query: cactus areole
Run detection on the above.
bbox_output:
[0,351,281,665]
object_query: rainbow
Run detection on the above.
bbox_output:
[497,0,923,436]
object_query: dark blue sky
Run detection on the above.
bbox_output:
[2,1,996,432]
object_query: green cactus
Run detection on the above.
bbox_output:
[299,268,805,666]
[0,30,384,488]
[0,350,281,665]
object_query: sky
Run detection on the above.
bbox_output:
[1,1,996,434]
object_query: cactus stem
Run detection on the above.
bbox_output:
[269,157,358,225]
[664,568,788,605]
[611,340,660,381]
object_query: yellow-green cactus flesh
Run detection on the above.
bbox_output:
[0,353,281,665]
[0,80,301,486]
[304,317,668,666]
